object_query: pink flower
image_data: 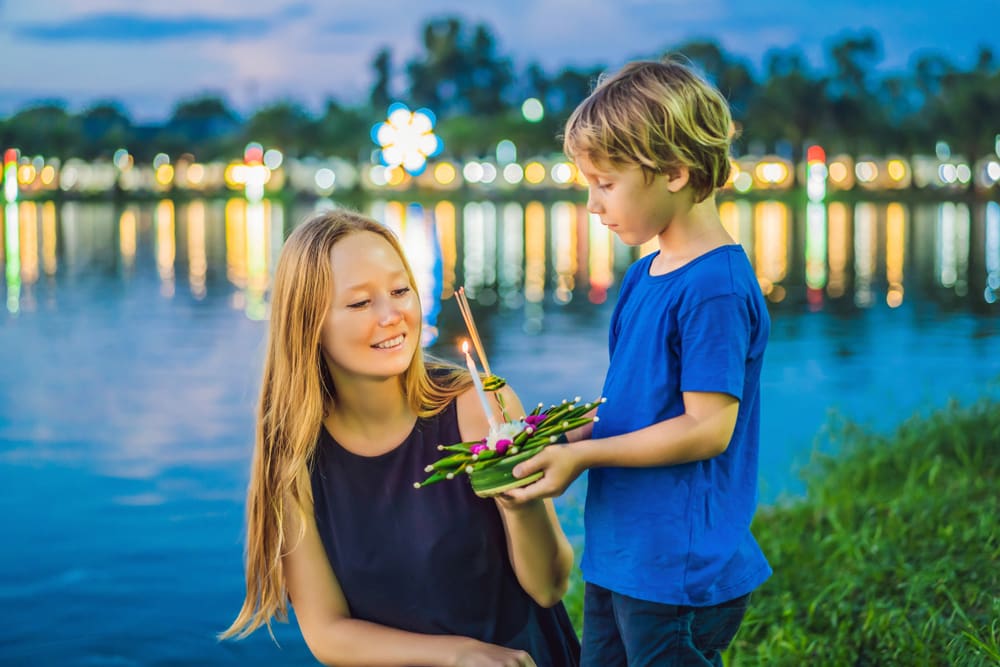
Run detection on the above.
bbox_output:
[525,414,546,428]
[470,441,488,455]
[494,439,512,455]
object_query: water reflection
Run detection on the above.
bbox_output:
[2,198,1000,320]
[987,202,1000,304]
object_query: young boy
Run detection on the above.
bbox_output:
[506,58,771,666]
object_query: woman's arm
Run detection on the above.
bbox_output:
[282,490,535,667]
[456,387,575,608]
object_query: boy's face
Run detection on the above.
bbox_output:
[576,154,684,246]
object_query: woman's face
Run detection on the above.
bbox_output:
[320,231,421,383]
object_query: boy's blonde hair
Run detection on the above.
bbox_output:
[563,57,733,203]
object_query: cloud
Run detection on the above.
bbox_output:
[17,4,310,42]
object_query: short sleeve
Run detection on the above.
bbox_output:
[678,294,750,400]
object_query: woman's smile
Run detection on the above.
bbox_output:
[372,333,406,350]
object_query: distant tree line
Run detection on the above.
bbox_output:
[1,17,998,165]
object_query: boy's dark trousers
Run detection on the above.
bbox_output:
[580,582,750,667]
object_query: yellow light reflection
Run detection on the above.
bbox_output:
[589,210,613,304]
[119,209,137,269]
[754,202,788,301]
[41,201,57,276]
[435,201,457,298]
[524,201,546,302]
[19,202,39,286]
[187,201,207,299]
[885,203,905,307]
[156,200,175,297]
[225,198,248,290]
[551,202,576,303]
[384,200,406,238]
[245,199,269,320]
[827,202,849,297]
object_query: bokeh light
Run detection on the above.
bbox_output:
[372,102,443,175]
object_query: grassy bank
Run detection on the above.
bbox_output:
[564,397,1000,665]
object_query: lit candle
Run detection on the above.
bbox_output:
[462,340,498,431]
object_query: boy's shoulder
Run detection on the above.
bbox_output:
[690,245,760,305]
[666,245,754,301]
[620,246,759,313]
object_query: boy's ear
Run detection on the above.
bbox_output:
[664,165,690,193]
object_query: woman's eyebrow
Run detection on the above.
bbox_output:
[340,270,407,292]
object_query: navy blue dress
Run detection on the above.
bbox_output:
[310,400,581,666]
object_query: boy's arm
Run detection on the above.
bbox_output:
[504,390,738,502]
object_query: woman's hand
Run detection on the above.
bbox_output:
[452,638,536,667]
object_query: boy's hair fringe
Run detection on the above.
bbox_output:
[563,56,734,202]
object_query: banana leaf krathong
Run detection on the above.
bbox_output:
[415,388,603,497]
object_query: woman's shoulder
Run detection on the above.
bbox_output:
[454,381,522,442]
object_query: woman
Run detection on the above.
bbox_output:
[222,210,580,667]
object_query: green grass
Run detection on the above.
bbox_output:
[564,397,1000,666]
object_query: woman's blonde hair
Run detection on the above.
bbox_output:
[563,57,733,203]
[221,209,470,639]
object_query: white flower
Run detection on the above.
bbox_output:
[486,420,525,452]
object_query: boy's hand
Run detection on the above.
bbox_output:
[503,444,584,502]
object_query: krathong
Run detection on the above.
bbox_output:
[415,287,603,497]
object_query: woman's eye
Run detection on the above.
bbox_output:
[392,287,411,297]
[346,299,369,309]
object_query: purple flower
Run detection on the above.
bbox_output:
[494,439,512,455]
[525,414,547,427]
[470,442,488,455]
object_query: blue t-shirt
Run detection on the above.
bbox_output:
[582,244,772,607]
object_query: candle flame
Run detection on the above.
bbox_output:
[461,340,470,353]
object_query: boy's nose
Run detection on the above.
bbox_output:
[586,193,603,215]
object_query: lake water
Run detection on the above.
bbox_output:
[2,195,998,665]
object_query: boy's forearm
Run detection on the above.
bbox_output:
[565,420,593,443]
[573,403,738,469]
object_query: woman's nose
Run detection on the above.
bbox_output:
[377,299,403,326]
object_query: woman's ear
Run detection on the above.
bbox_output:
[665,165,690,193]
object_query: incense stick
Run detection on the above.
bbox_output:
[456,287,492,376]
